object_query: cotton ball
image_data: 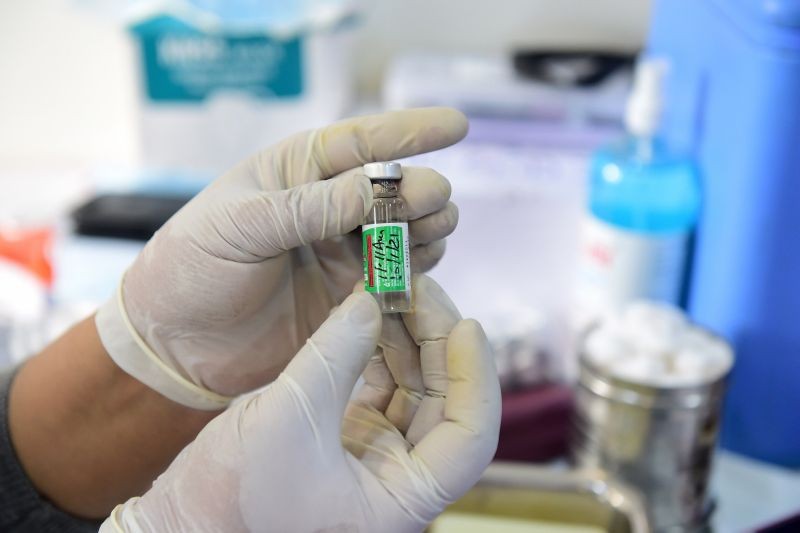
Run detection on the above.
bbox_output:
[585,322,630,371]
[623,300,688,354]
[671,349,709,381]
[585,301,733,387]
[613,351,666,384]
[680,327,733,381]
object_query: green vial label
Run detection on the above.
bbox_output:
[362,223,410,293]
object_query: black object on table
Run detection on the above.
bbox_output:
[72,193,192,241]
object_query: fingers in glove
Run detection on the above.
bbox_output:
[228,167,456,259]
[379,314,424,435]
[306,165,453,293]
[266,108,468,186]
[341,401,408,462]
[411,239,447,274]
[229,172,372,259]
[317,164,453,237]
[409,202,458,245]
[398,167,452,220]
[355,351,396,413]
[410,319,501,499]
[318,164,453,239]
[401,275,462,445]
[279,292,382,442]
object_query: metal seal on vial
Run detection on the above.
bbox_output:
[363,161,403,180]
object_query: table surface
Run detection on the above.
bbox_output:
[712,450,800,531]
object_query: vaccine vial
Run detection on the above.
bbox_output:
[362,162,412,313]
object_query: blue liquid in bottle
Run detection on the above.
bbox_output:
[577,59,701,318]
[590,136,701,236]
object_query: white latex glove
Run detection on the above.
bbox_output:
[95,108,467,409]
[101,275,501,533]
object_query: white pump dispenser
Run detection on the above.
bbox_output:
[624,59,668,138]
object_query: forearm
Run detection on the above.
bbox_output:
[7,315,219,519]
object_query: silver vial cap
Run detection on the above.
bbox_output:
[363,161,402,180]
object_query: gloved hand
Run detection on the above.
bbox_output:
[95,108,468,409]
[101,275,501,533]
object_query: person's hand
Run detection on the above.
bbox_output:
[100,275,501,533]
[95,108,467,409]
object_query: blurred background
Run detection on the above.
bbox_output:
[0,0,647,165]
[2,1,800,531]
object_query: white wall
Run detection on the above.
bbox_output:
[0,0,651,166]
[355,0,651,95]
[0,0,139,166]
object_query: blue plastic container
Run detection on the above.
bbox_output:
[648,0,800,466]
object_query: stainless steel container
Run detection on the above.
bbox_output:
[572,344,731,532]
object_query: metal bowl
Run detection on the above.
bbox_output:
[429,462,650,533]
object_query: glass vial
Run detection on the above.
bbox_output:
[362,162,412,313]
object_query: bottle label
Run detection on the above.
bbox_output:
[362,223,410,293]
[132,17,303,103]
[577,216,688,316]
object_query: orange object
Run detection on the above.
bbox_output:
[0,226,54,288]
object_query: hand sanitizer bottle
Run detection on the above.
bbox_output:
[575,58,701,326]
